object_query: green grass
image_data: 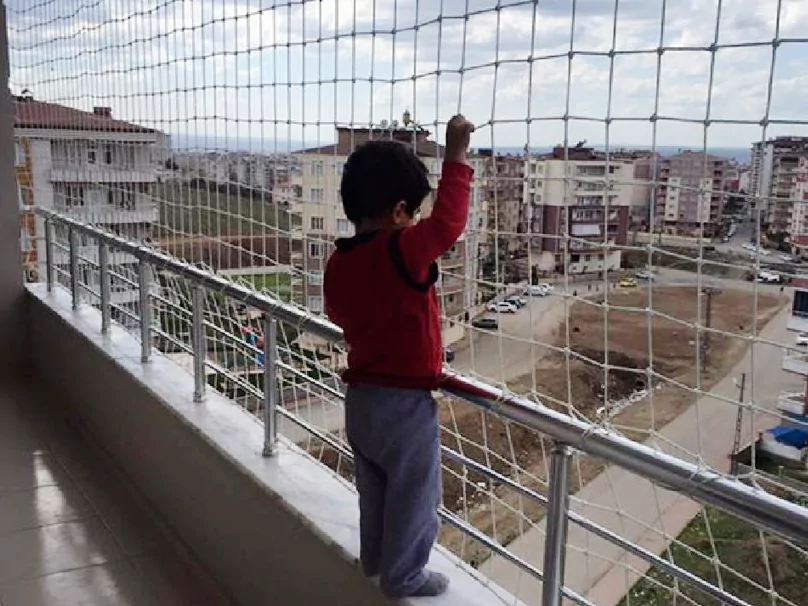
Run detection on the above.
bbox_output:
[234,273,292,297]
[154,183,292,237]
[620,506,808,606]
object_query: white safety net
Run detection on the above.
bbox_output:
[9,1,808,605]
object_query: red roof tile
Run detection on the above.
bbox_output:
[13,97,155,133]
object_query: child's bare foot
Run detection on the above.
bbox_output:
[409,571,449,597]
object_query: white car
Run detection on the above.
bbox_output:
[742,243,756,252]
[797,333,808,347]
[525,284,550,297]
[780,254,795,263]
[487,301,518,314]
[756,271,780,283]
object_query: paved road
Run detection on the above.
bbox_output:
[479,301,800,606]
[452,292,569,385]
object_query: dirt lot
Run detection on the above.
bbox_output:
[438,286,787,566]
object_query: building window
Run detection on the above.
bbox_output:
[14,141,24,167]
[309,242,324,258]
[64,185,85,207]
[104,145,113,165]
[337,218,350,234]
[309,271,323,286]
[310,216,324,231]
[311,162,324,176]
[308,295,323,313]
[87,146,97,164]
[310,188,324,202]
[20,228,32,253]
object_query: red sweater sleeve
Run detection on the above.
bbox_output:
[397,161,473,274]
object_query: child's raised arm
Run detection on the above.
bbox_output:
[395,115,475,275]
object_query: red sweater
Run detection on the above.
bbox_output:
[324,162,473,390]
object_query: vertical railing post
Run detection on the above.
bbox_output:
[99,241,111,333]
[44,218,54,292]
[138,260,152,362]
[191,286,206,402]
[68,227,79,310]
[262,316,278,456]
[542,443,571,606]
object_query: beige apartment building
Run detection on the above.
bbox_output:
[654,151,729,237]
[522,146,635,275]
[286,123,488,342]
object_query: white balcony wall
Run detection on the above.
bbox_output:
[50,165,157,183]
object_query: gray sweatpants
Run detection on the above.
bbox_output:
[345,384,441,598]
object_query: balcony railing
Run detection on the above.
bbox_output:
[778,392,807,416]
[49,164,158,184]
[54,204,159,225]
[35,207,808,606]
[782,350,808,375]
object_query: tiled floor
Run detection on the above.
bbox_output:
[0,380,235,606]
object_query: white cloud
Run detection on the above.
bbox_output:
[7,0,808,149]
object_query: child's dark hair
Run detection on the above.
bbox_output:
[340,140,431,225]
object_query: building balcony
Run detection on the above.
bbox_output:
[782,350,808,375]
[55,205,158,225]
[50,165,157,184]
[52,245,138,267]
[787,310,808,333]
[778,391,807,416]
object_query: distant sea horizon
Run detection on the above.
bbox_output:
[169,134,752,164]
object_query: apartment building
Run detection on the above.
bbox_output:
[14,95,165,323]
[750,137,808,234]
[288,121,487,334]
[523,146,634,275]
[479,150,525,253]
[629,153,657,226]
[654,151,729,237]
[172,151,288,191]
[787,157,808,256]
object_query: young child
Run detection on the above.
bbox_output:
[324,115,474,598]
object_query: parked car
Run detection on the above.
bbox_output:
[756,271,781,283]
[618,278,637,288]
[505,295,527,308]
[779,254,795,263]
[472,316,499,330]
[742,243,756,252]
[635,269,655,281]
[797,333,808,347]
[525,284,552,297]
[443,347,456,363]
[487,301,518,314]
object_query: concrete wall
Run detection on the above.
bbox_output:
[0,5,25,372]
[26,283,519,606]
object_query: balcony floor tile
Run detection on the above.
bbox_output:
[0,380,236,606]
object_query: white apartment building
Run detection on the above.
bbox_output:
[287,122,487,340]
[751,137,808,235]
[523,146,635,275]
[14,96,165,324]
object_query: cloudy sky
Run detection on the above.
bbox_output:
[7,0,808,150]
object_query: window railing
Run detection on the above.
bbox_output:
[34,207,808,606]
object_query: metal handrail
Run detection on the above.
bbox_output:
[35,207,808,606]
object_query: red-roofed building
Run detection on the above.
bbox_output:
[15,95,166,324]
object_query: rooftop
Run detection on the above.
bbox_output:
[13,96,155,133]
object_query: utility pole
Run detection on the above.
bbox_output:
[700,286,721,372]
[730,372,746,476]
